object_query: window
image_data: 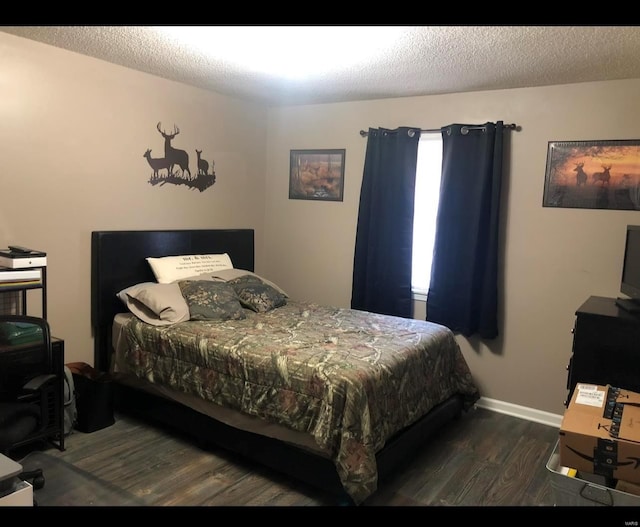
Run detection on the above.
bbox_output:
[411,133,443,300]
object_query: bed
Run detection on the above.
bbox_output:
[91,229,480,505]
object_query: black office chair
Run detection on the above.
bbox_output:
[0,315,58,491]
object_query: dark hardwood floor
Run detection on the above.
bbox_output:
[19,406,563,509]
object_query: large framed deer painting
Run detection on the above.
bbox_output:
[543,139,640,210]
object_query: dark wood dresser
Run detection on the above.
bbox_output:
[566,295,640,405]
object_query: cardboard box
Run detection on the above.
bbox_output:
[559,383,640,484]
[616,479,640,497]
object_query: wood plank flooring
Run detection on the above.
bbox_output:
[18,406,563,509]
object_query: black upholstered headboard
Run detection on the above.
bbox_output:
[91,229,255,371]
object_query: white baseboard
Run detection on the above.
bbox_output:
[475,396,563,429]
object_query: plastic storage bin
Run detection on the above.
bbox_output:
[546,440,640,506]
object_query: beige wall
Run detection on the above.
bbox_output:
[264,82,640,418]
[1,32,268,364]
[4,31,640,419]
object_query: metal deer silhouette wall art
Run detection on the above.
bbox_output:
[143,122,217,193]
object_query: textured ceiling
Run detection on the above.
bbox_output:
[4,26,640,106]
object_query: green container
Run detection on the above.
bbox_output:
[0,322,42,346]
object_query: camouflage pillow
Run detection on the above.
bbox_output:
[178,280,246,321]
[228,275,287,313]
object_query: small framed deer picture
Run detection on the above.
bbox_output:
[543,139,640,210]
[289,149,345,201]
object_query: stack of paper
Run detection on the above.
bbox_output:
[0,268,42,289]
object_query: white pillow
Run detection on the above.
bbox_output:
[146,253,234,284]
[117,282,190,326]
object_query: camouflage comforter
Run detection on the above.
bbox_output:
[113,300,479,504]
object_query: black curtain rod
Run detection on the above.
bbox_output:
[359,123,519,137]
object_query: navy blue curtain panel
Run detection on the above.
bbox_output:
[351,127,421,318]
[426,122,504,338]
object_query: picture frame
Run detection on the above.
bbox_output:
[289,149,345,201]
[543,139,640,210]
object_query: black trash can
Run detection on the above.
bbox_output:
[66,362,115,433]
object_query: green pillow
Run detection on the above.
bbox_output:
[178,280,246,321]
[228,275,287,313]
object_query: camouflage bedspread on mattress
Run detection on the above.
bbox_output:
[113,300,479,504]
